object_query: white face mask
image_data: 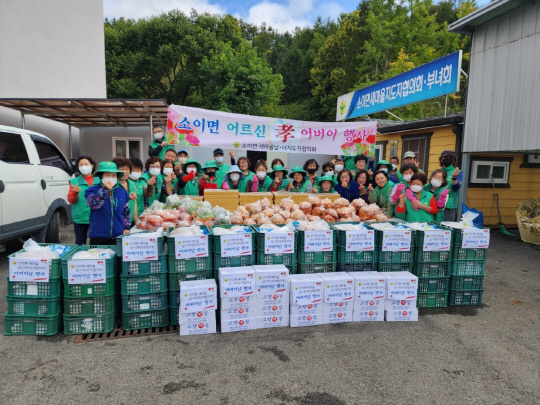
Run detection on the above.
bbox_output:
[79,165,92,175]
[403,174,412,182]
[335,165,344,172]
[410,185,423,193]
[392,164,398,171]
[380,168,388,173]
[186,167,197,174]
[129,172,142,181]
[431,179,442,188]
[215,156,224,163]
[256,171,266,179]
[163,168,173,176]
[230,173,240,181]
[154,131,164,140]
[326,171,334,177]
[178,157,187,165]
[103,177,117,187]
[149,168,161,177]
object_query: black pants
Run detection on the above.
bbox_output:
[89,238,116,247]
[73,223,89,245]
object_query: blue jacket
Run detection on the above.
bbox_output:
[85,184,130,239]
[335,181,361,202]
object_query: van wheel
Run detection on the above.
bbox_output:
[45,212,60,243]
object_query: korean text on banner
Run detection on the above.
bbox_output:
[167,105,378,157]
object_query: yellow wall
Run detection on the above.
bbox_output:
[378,126,540,227]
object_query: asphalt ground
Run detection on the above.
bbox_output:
[0,226,539,404]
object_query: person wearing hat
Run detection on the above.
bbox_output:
[148,124,176,160]
[112,157,138,223]
[287,166,313,192]
[268,165,290,191]
[213,148,230,186]
[439,150,462,221]
[85,161,131,245]
[170,159,201,196]
[221,165,253,192]
[335,169,360,202]
[375,160,398,184]
[174,149,189,175]
[368,169,395,217]
[314,174,337,193]
[198,160,220,194]
[254,160,273,191]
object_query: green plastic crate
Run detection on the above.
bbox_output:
[7,276,62,298]
[9,244,78,279]
[337,263,378,272]
[417,276,450,293]
[167,226,212,260]
[252,224,295,245]
[413,261,450,278]
[120,273,168,295]
[213,253,255,270]
[298,262,336,274]
[378,262,413,272]
[61,245,117,279]
[450,275,484,291]
[442,225,489,246]
[168,255,212,274]
[122,308,169,330]
[169,305,178,326]
[378,250,414,263]
[417,292,448,308]
[451,260,486,276]
[63,312,116,334]
[121,255,167,276]
[451,246,487,261]
[6,296,61,316]
[256,250,297,272]
[63,275,117,298]
[368,222,413,246]
[210,224,254,254]
[169,289,179,307]
[337,249,377,265]
[415,250,451,262]
[169,269,212,290]
[64,294,116,315]
[121,292,168,312]
[448,290,484,306]
[4,312,61,335]
[116,231,166,258]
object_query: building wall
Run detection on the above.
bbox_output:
[0,0,106,98]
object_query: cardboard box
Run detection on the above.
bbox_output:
[256,292,289,307]
[221,317,257,333]
[180,317,217,336]
[290,303,324,316]
[318,272,354,303]
[315,193,340,202]
[220,305,256,321]
[321,310,353,324]
[289,313,322,328]
[220,295,257,310]
[384,272,418,300]
[253,265,289,294]
[179,195,204,202]
[178,309,216,325]
[239,192,273,205]
[257,303,289,317]
[179,279,218,313]
[289,274,323,305]
[256,314,289,329]
[385,299,417,312]
[272,191,308,205]
[218,267,255,298]
[352,309,384,322]
[385,309,419,322]
[353,299,385,312]
[323,301,354,313]
[348,271,386,301]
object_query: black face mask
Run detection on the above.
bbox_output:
[306,168,317,174]
[442,158,454,167]
[206,171,216,177]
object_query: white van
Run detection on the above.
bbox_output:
[0,125,73,250]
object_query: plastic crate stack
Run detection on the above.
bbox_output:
[62,245,119,334]
[412,226,451,308]
[331,223,377,272]
[210,225,255,273]
[369,223,415,272]
[297,228,336,274]
[167,226,213,326]
[447,226,488,306]
[252,225,297,273]
[117,234,169,330]
[4,244,74,336]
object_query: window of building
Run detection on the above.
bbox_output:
[113,138,142,159]
[375,141,387,162]
[470,157,513,188]
[0,132,30,164]
[401,133,432,172]
[520,153,540,168]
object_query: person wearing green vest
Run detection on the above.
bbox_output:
[314,175,337,193]
[199,160,221,194]
[287,166,313,192]
[375,160,399,184]
[268,165,290,191]
[213,148,231,188]
[171,159,201,196]
[129,158,154,217]
[142,156,162,207]
[222,165,253,191]
[254,160,273,192]
[348,154,375,179]
[67,155,98,245]
[424,169,451,224]
[321,162,337,183]
[368,170,395,217]
[159,159,176,202]
[390,163,418,204]
[237,156,259,192]
[303,158,320,191]
[439,150,463,222]
[112,157,138,224]
[389,156,400,180]
[148,124,176,160]
[395,173,438,222]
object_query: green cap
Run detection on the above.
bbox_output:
[375,160,390,171]
[202,160,219,170]
[181,159,202,173]
[268,164,288,179]
[315,175,337,188]
[288,166,307,179]
[94,161,124,176]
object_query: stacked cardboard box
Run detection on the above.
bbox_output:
[289,274,324,327]
[218,267,257,333]
[383,272,419,321]
[204,189,239,212]
[253,265,290,329]
[319,272,354,324]
[178,279,218,336]
[349,271,386,322]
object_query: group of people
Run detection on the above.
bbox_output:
[68,124,463,245]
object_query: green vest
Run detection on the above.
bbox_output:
[70,176,98,224]
[290,180,310,192]
[227,177,248,192]
[258,176,273,192]
[317,186,335,194]
[443,165,460,209]
[142,172,163,207]
[215,164,230,189]
[374,181,395,217]
[344,156,356,171]
[119,179,136,222]
[424,184,448,224]
[183,176,200,196]
[277,179,291,191]
[134,178,148,216]
[397,190,435,222]
[149,140,176,160]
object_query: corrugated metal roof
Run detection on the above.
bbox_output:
[378,113,463,133]
[448,0,525,34]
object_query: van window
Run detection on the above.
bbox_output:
[34,140,70,173]
[0,132,30,164]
